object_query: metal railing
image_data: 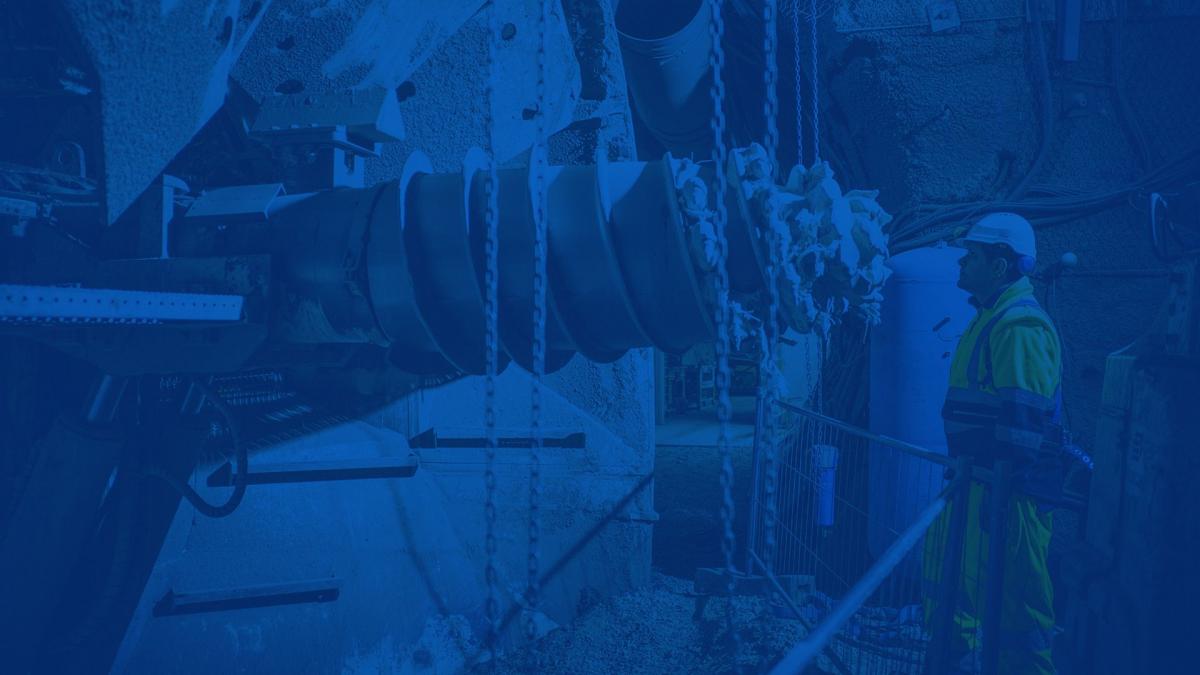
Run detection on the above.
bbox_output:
[746,399,1022,675]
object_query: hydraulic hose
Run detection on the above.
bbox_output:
[152,378,247,518]
[1007,0,1054,202]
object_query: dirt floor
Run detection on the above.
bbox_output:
[483,571,925,675]
[487,572,798,674]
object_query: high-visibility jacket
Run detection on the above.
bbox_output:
[941,277,1066,500]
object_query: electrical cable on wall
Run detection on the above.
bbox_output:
[1149,190,1200,261]
[1111,0,1154,173]
[886,0,1198,251]
[1007,0,1054,201]
[888,148,1200,252]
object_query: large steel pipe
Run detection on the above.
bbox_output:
[404,149,508,375]
[399,152,759,376]
[488,161,581,373]
[615,0,714,158]
[546,160,652,362]
[602,159,713,353]
[268,183,394,347]
[261,150,774,377]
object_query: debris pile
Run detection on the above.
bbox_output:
[671,145,893,340]
[485,572,929,675]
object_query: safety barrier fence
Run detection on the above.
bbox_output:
[746,400,1023,675]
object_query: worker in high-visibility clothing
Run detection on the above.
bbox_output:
[922,213,1066,675]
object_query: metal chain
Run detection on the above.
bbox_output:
[482,0,502,664]
[707,0,741,668]
[760,0,781,576]
[815,335,826,445]
[762,0,780,174]
[526,0,548,648]
[809,0,821,162]
[792,0,803,167]
[762,2,781,280]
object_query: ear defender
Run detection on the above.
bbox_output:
[1018,255,1036,275]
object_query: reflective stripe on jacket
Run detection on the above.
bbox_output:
[942,277,1065,498]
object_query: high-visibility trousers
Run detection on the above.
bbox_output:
[921,482,1056,675]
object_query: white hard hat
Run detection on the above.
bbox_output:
[958,212,1036,260]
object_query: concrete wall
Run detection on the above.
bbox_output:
[59,0,268,224]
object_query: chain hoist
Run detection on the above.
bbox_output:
[762,0,780,171]
[809,0,821,162]
[791,0,830,494]
[759,0,781,576]
[526,0,549,648]
[482,0,502,663]
[707,0,742,667]
[811,0,830,493]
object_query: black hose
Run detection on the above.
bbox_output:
[154,377,248,518]
[1007,0,1054,202]
[1111,0,1154,175]
[887,147,1200,251]
[57,464,141,659]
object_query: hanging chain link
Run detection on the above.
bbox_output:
[526,0,549,648]
[707,0,742,668]
[760,0,781,577]
[792,0,803,167]
[762,0,780,173]
[809,0,821,162]
[482,0,502,664]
